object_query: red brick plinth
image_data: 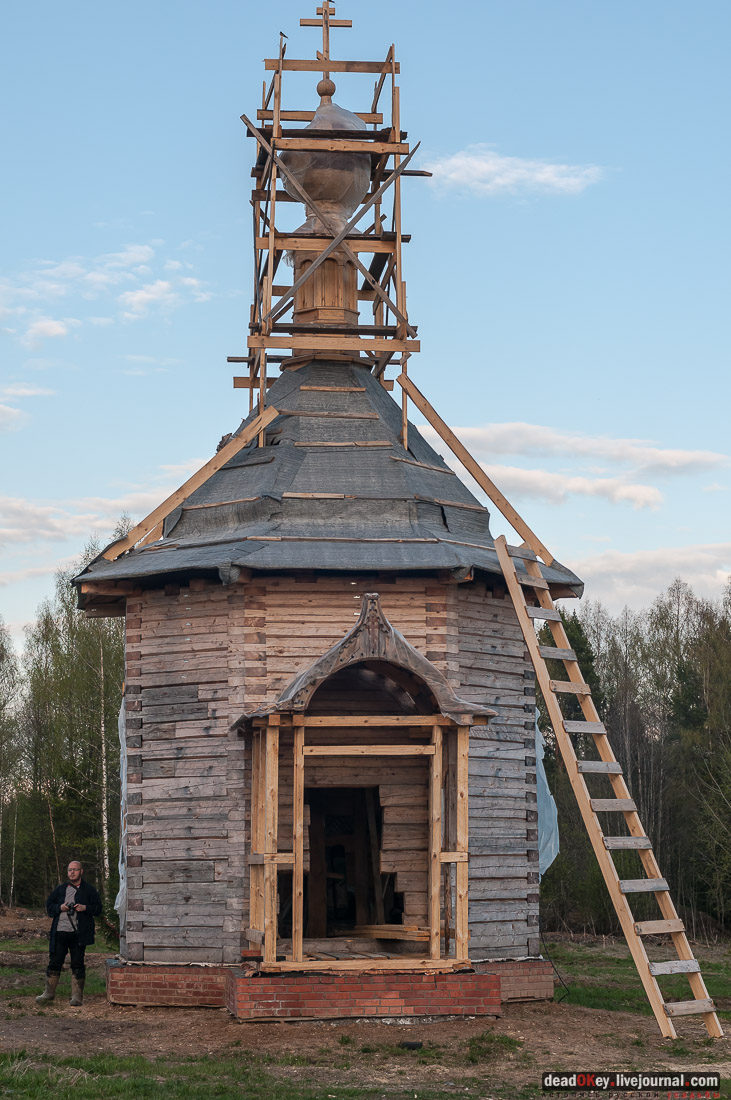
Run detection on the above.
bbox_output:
[106,960,228,1006]
[225,968,501,1020]
[106,961,521,1018]
[474,959,554,1002]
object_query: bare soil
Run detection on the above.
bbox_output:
[2,908,729,1097]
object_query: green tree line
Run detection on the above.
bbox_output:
[0,552,728,936]
[0,542,124,917]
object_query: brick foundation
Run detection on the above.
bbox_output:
[473,959,554,1002]
[106,959,550,1017]
[226,969,501,1020]
[106,960,228,1007]
[106,961,502,1019]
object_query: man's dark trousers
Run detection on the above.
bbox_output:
[48,931,86,979]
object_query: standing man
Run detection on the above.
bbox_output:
[36,860,102,1007]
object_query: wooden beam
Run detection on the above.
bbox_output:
[102,405,279,559]
[365,789,385,925]
[259,958,468,973]
[301,715,454,727]
[354,925,429,941]
[292,719,305,963]
[257,109,384,124]
[248,335,420,353]
[455,725,469,960]
[273,138,409,156]
[255,235,402,254]
[263,716,280,964]
[429,722,443,960]
[264,59,401,73]
[396,374,554,566]
[233,376,275,389]
[303,744,436,756]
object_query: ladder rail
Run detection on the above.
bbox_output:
[494,535,723,1040]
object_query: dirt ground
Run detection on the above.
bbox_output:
[2,907,729,1096]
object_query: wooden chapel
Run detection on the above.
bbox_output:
[76,3,590,1018]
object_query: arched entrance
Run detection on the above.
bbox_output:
[234,594,494,971]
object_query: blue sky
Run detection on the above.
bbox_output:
[1,0,729,648]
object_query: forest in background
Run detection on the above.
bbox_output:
[0,549,729,936]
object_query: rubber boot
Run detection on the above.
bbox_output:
[36,973,60,1004]
[69,975,85,1007]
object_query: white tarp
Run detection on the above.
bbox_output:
[114,699,127,921]
[535,713,559,876]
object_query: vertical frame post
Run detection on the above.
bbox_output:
[428,721,443,959]
[263,714,280,963]
[292,718,305,963]
[455,724,470,960]
[249,729,263,936]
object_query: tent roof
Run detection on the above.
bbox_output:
[75,361,583,599]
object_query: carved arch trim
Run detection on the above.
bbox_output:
[231,592,496,731]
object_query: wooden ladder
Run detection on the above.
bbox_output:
[494,534,723,1040]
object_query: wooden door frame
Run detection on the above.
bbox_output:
[246,712,471,972]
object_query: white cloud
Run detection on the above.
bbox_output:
[119,279,179,317]
[425,144,604,196]
[99,244,156,269]
[420,422,727,475]
[478,463,662,509]
[1,241,210,340]
[0,497,100,546]
[0,405,23,431]
[0,456,206,550]
[21,317,81,348]
[572,543,731,612]
[1,383,54,398]
[0,563,60,587]
[703,482,728,493]
[180,276,212,302]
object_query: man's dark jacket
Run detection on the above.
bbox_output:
[46,879,103,952]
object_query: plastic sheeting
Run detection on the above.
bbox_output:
[114,700,127,924]
[535,713,559,877]
[281,101,370,234]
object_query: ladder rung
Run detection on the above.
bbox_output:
[550,679,592,695]
[604,835,651,849]
[664,998,715,1018]
[620,878,669,894]
[526,606,562,621]
[650,960,701,976]
[539,646,577,662]
[578,760,623,774]
[516,573,549,590]
[507,544,538,561]
[591,798,636,812]
[634,919,685,935]
[564,720,606,734]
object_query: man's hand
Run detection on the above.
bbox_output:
[61,904,69,912]
[74,904,86,912]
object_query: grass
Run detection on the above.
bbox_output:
[0,937,108,954]
[0,1049,512,1100]
[546,939,731,1022]
[1,970,107,1000]
[466,1032,524,1065]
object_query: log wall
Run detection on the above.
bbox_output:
[123,572,536,964]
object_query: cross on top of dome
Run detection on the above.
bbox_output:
[299,2,353,84]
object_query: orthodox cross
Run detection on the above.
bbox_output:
[300,2,352,81]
